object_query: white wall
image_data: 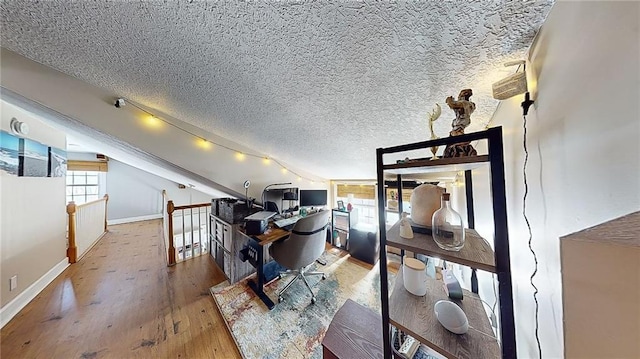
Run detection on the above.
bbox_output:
[0,101,67,307]
[0,49,328,202]
[460,2,640,358]
[107,158,213,221]
[68,153,212,222]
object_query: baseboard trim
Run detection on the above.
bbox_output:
[77,231,107,261]
[0,258,69,329]
[108,214,162,226]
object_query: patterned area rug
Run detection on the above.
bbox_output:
[210,248,394,359]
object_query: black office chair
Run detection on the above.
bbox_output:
[264,201,279,214]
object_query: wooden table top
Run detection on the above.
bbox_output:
[250,226,290,246]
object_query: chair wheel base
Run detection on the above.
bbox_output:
[278,296,284,303]
[311,297,316,304]
[322,274,326,280]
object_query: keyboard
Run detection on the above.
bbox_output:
[274,215,301,230]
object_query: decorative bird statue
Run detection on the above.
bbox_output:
[428,103,442,160]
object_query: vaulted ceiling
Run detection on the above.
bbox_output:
[0,1,553,180]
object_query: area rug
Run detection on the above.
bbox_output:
[210,248,395,359]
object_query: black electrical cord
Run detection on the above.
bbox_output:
[522,110,542,359]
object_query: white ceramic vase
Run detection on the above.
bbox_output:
[409,184,445,226]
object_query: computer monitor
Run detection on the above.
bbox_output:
[299,189,327,207]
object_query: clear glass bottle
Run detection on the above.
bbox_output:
[431,193,465,251]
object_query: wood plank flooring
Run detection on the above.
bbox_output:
[1,220,241,359]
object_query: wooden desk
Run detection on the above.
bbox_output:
[254,227,290,245]
[241,226,290,310]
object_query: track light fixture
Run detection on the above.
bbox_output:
[112,96,324,184]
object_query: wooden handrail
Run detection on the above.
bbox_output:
[167,200,176,266]
[67,201,77,264]
[172,202,211,210]
[67,195,109,264]
[76,195,107,209]
[165,200,211,266]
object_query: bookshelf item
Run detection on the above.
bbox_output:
[402,257,428,296]
[386,221,495,273]
[399,212,414,239]
[427,103,442,160]
[398,334,420,358]
[375,127,515,358]
[433,300,469,335]
[391,267,499,358]
[409,183,445,226]
[331,208,358,249]
[432,193,465,251]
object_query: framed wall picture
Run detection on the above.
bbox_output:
[0,131,20,175]
[49,147,67,177]
[19,138,49,177]
[337,200,345,211]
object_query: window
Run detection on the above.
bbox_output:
[66,171,102,204]
[385,186,414,224]
[335,184,377,225]
[334,183,423,225]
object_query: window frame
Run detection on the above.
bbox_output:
[66,170,105,205]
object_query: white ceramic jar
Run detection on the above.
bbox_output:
[403,257,428,296]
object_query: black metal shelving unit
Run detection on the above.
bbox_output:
[376,127,516,359]
[331,208,358,249]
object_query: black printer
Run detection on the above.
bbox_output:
[244,211,277,235]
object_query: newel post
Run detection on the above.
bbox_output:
[67,201,78,264]
[167,200,176,266]
[103,194,109,232]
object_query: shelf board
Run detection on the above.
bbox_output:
[390,267,500,359]
[386,221,495,273]
[383,155,489,175]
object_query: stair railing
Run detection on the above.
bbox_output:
[66,194,109,263]
[165,199,211,266]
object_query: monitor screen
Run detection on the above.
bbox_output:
[299,190,327,207]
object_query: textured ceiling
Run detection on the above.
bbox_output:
[0,1,553,179]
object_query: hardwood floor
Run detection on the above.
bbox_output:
[1,220,241,359]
